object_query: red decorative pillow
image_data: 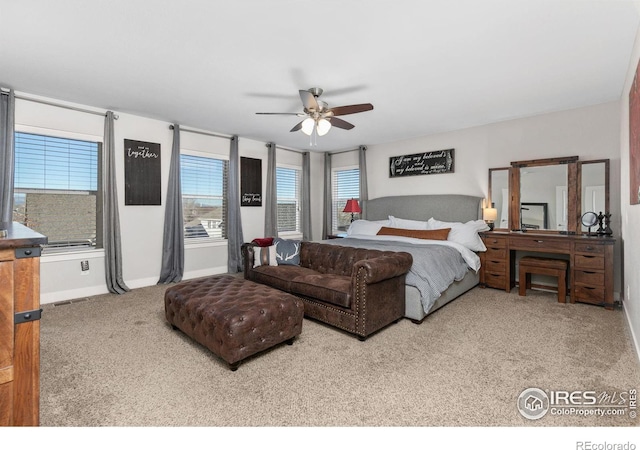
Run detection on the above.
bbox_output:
[251,237,274,247]
[377,226,451,240]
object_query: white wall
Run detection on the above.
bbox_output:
[619,14,640,359]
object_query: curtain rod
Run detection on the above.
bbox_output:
[3,91,118,119]
[169,124,232,140]
[329,147,362,155]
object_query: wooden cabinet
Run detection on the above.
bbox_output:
[479,235,511,291]
[479,231,615,309]
[572,240,613,307]
[0,223,47,427]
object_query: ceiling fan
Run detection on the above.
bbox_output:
[256,87,373,136]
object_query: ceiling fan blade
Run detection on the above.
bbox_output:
[328,117,355,130]
[256,112,303,115]
[290,121,304,132]
[328,103,374,117]
[299,90,319,111]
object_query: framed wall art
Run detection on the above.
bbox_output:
[389,148,454,178]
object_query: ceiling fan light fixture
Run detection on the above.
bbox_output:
[301,117,315,136]
[316,118,332,136]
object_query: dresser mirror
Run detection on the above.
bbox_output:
[488,168,509,230]
[518,163,568,231]
[579,159,610,233]
[488,156,609,234]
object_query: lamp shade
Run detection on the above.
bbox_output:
[343,199,361,213]
[483,207,498,222]
[301,118,315,136]
[316,118,332,136]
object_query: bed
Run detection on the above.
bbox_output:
[325,194,485,323]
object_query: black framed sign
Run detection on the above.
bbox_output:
[241,157,262,206]
[389,149,455,178]
[124,139,161,205]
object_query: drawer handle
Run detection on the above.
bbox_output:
[534,240,544,243]
[581,271,596,274]
[583,255,595,259]
[585,246,594,251]
[490,260,500,264]
[584,286,595,290]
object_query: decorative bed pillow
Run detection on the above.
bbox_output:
[377,226,451,240]
[273,238,301,265]
[251,237,274,247]
[388,215,429,230]
[253,245,278,268]
[427,218,489,251]
[347,219,389,236]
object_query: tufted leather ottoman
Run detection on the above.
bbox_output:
[164,275,304,371]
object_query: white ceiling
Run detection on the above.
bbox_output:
[1,0,639,152]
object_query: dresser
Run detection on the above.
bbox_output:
[0,222,47,426]
[479,231,615,309]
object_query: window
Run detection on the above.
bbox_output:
[13,132,102,251]
[276,166,301,233]
[180,153,228,240]
[332,167,360,233]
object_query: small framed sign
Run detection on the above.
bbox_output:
[241,157,262,206]
[124,139,161,205]
[389,149,454,178]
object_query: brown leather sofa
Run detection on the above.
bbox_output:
[242,241,413,339]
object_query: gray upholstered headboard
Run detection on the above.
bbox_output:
[363,195,483,223]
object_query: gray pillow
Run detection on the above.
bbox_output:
[273,238,301,265]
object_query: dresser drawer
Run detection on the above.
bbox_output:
[574,285,605,304]
[484,259,506,273]
[574,254,604,270]
[482,236,507,248]
[485,247,507,260]
[512,237,572,252]
[484,271,507,289]
[574,242,605,254]
[574,269,605,286]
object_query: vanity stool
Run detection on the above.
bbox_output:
[518,256,568,303]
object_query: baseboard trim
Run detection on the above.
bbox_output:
[622,302,640,365]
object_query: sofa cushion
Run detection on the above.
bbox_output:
[252,264,317,292]
[274,238,301,265]
[290,273,352,308]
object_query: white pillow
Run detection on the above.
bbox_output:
[427,218,489,252]
[388,215,429,230]
[253,245,278,267]
[347,219,389,236]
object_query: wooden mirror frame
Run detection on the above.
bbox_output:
[577,159,610,233]
[488,156,611,234]
[487,167,510,230]
[510,156,578,233]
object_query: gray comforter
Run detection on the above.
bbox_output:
[323,237,469,312]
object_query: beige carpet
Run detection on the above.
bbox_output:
[39,282,640,427]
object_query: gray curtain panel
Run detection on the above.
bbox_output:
[322,152,332,239]
[359,145,368,218]
[0,89,15,223]
[301,151,312,240]
[227,135,244,273]
[103,111,130,294]
[158,124,184,284]
[264,142,277,237]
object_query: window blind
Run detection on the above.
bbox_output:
[331,167,360,233]
[13,132,101,250]
[180,154,228,239]
[276,166,300,233]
